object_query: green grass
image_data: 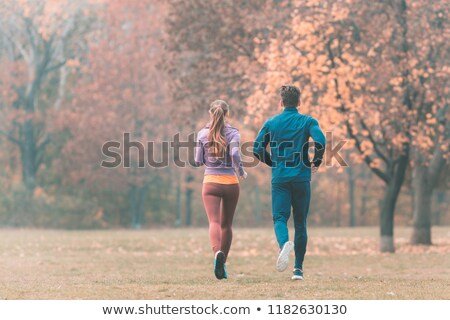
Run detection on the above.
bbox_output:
[0,227,449,299]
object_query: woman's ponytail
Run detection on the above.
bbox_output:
[208,100,229,158]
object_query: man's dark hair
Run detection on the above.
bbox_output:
[280,85,301,107]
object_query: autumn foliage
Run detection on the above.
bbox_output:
[0,0,448,251]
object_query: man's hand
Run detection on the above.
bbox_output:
[311,164,319,173]
[240,170,248,180]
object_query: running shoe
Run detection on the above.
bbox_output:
[292,268,304,280]
[214,250,226,280]
[276,241,294,272]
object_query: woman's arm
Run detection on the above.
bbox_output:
[194,137,205,167]
[230,132,246,177]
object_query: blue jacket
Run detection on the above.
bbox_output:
[253,107,326,183]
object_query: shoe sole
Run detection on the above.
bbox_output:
[292,275,304,280]
[276,241,294,272]
[214,251,225,280]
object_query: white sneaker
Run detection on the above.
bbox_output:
[276,241,294,272]
[292,268,304,280]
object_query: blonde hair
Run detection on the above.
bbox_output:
[208,100,229,158]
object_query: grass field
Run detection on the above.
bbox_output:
[1,227,449,300]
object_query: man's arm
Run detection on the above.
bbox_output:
[309,118,326,167]
[253,122,273,167]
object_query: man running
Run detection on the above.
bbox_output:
[253,85,326,280]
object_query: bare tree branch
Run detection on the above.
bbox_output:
[358,117,390,165]
[346,120,390,183]
[0,130,21,146]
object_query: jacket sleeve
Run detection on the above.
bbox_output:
[253,121,273,167]
[230,131,245,176]
[194,136,205,167]
[309,118,326,167]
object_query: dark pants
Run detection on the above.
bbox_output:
[202,183,240,262]
[272,181,311,269]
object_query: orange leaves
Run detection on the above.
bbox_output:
[55,0,171,191]
[360,140,373,155]
[369,158,383,170]
[414,135,435,151]
[426,118,437,125]
[65,59,80,68]
[292,20,316,35]
[388,77,403,87]
[252,36,262,44]
[390,133,410,149]
[246,0,449,184]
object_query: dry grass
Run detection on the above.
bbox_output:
[0,227,449,300]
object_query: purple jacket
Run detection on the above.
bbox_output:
[195,123,245,176]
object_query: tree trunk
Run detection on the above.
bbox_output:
[379,183,397,253]
[175,174,182,227]
[185,173,194,226]
[20,120,37,191]
[129,184,148,229]
[411,166,433,245]
[359,178,368,226]
[185,188,193,226]
[434,191,445,225]
[129,185,139,228]
[347,166,356,227]
[336,180,341,227]
[379,152,409,253]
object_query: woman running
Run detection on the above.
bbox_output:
[195,100,247,280]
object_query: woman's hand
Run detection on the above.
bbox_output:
[240,170,248,180]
